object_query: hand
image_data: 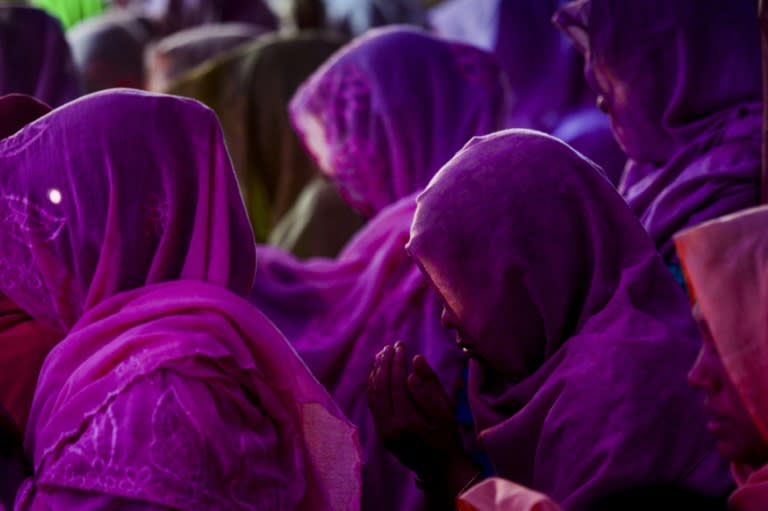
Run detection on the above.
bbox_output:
[367,341,465,478]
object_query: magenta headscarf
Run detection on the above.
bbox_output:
[289,25,509,218]
[407,130,732,510]
[250,27,509,511]
[0,90,360,510]
[555,0,762,262]
[0,6,81,108]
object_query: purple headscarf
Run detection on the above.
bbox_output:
[250,27,509,511]
[290,25,509,218]
[555,0,762,262]
[0,6,81,107]
[407,130,732,510]
[0,90,360,510]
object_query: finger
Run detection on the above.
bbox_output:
[367,345,395,420]
[408,356,455,422]
[390,341,415,419]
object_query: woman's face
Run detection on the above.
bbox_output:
[437,273,544,385]
[688,305,768,466]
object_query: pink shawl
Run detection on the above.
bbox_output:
[0,89,360,510]
[251,27,509,511]
[675,206,768,511]
[407,130,732,510]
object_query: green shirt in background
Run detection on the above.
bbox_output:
[31,0,105,30]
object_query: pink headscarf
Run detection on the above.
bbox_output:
[251,27,509,511]
[675,206,768,511]
[555,0,761,262]
[407,130,731,510]
[0,6,81,108]
[0,89,360,510]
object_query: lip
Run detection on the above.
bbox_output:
[455,333,477,357]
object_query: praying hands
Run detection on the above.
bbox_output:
[368,341,481,508]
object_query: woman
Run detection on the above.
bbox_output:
[371,129,732,510]
[554,0,762,269]
[168,31,363,250]
[677,206,768,510]
[0,5,81,107]
[0,90,360,510]
[250,26,509,511]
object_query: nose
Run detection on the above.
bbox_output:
[687,345,721,392]
[440,306,458,330]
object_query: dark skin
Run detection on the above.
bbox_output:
[367,341,481,510]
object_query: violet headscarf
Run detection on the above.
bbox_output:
[250,27,509,511]
[555,0,762,263]
[675,206,768,511]
[0,90,360,510]
[0,6,81,107]
[407,130,732,510]
[290,25,509,218]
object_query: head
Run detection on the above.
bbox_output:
[555,0,761,163]
[676,205,768,468]
[0,90,255,332]
[687,305,768,465]
[144,22,266,92]
[67,11,151,92]
[408,129,668,381]
[290,26,509,217]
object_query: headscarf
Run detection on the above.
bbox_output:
[0,6,81,107]
[0,90,360,510]
[250,27,509,511]
[0,94,61,436]
[67,10,153,92]
[30,0,105,30]
[407,130,731,511]
[555,0,762,263]
[290,25,509,218]
[168,31,358,244]
[144,22,268,92]
[675,206,768,511]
